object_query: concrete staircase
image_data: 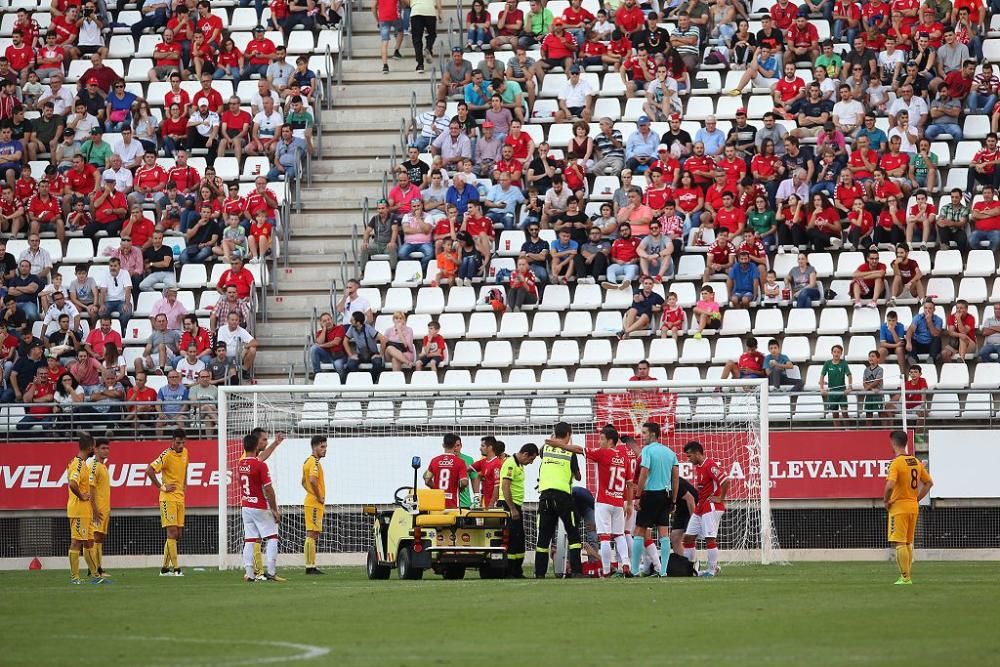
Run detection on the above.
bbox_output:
[253,7,454,382]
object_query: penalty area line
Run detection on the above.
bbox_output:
[57,635,330,666]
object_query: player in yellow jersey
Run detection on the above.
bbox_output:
[883,430,933,585]
[247,428,286,577]
[302,435,327,575]
[88,438,112,580]
[146,428,190,577]
[67,433,100,584]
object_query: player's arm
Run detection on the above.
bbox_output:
[635,466,649,506]
[423,468,436,488]
[917,465,933,502]
[257,432,285,462]
[146,459,174,493]
[68,473,88,502]
[883,467,897,509]
[711,478,730,504]
[89,466,101,523]
[682,488,696,515]
[501,476,518,518]
[471,473,481,495]
[544,436,584,454]
[670,464,679,506]
[263,481,281,523]
[308,468,324,505]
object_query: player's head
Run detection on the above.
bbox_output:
[553,421,572,439]
[683,440,705,464]
[250,427,269,451]
[243,433,258,454]
[621,435,641,454]
[641,421,660,445]
[171,428,187,451]
[493,440,506,456]
[517,443,539,465]
[78,431,95,457]
[480,435,497,457]
[599,424,619,449]
[889,430,908,452]
[443,433,461,451]
[94,437,110,462]
[311,435,328,458]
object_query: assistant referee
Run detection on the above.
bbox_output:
[630,421,679,578]
[533,422,584,578]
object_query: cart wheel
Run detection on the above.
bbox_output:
[367,547,391,580]
[398,547,424,580]
[479,564,506,579]
[442,566,466,580]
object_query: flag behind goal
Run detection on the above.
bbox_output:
[217,381,783,570]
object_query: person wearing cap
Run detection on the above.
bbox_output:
[436,48,473,102]
[186,99,221,165]
[554,65,593,122]
[78,126,112,169]
[624,116,659,172]
[88,174,129,240]
[151,287,189,333]
[540,17,577,75]
[242,27,278,79]
[475,120,503,176]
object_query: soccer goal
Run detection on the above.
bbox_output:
[216,379,782,570]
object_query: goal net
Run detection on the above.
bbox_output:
[217,380,782,570]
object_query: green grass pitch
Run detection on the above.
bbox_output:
[2,562,999,666]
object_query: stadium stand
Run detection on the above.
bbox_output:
[0,0,344,434]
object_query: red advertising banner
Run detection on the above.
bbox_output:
[584,430,898,501]
[0,440,223,511]
[595,391,678,437]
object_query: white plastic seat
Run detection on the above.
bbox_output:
[675,254,705,281]
[445,286,476,312]
[123,319,152,345]
[63,238,95,263]
[809,252,834,278]
[561,311,593,337]
[958,277,989,303]
[571,284,603,310]
[711,337,743,364]
[549,340,581,366]
[382,287,413,313]
[679,338,711,364]
[926,277,956,304]
[494,398,528,424]
[937,363,970,389]
[966,250,997,277]
[647,338,679,364]
[415,287,446,314]
[793,394,826,421]
[360,260,392,286]
[498,312,529,338]
[835,251,864,277]
[593,311,623,336]
[591,176,619,201]
[603,286,635,310]
[497,231,524,256]
[720,310,750,336]
[846,335,876,361]
[785,309,817,334]
[753,309,784,336]
[963,393,994,419]
[515,340,548,366]
[466,312,498,338]
[539,368,570,392]
[932,249,963,276]
[530,311,561,337]
[928,393,961,419]
[450,341,483,367]
[972,362,1000,386]
[614,339,646,365]
[538,284,570,310]
[482,341,514,368]
[782,336,812,362]
[581,339,613,365]
[392,260,425,287]
[848,308,881,334]
[434,313,465,339]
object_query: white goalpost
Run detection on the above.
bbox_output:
[216,379,782,571]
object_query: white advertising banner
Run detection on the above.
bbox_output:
[928,430,1000,499]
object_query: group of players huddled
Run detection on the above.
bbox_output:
[422,421,728,578]
[64,423,931,583]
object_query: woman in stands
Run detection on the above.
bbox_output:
[214,37,244,84]
[805,192,843,251]
[709,0,738,43]
[673,170,704,238]
[846,198,875,249]
[750,138,780,205]
[508,257,539,311]
[381,311,416,371]
[724,20,756,70]
[569,122,595,174]
[775,192,806,248]
[101,344,131,390]
[785,252,822,309]
[161,103,189,157]
[133,100,160,153]
[54,371,88,434]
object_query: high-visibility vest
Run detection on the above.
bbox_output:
[537,445,573,494]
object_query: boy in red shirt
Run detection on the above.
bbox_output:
[416,320,446,370]
[942,299,978,362]
[720,336,766,381]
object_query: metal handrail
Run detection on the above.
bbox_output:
[456,0,465,31]
[324,44,334,111]
[345,0,353,60]
[446,17,455,53]
[281,180,292,269]
[389,143,398,171]
[381,169,389,199]
[305,145,313,188]
[430,66,438,104]
[329,278,338,317]
[303,333,313,377]
[398,118,407,154]
[350,222,360,277]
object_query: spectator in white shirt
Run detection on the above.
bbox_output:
[555,65,594,122]
[102,154,134,193]
[216,311,258,373]
[98,257,133,329]
[335,278,373,324]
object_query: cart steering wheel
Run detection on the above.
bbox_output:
[394,486,416,508]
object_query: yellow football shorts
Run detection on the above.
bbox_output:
[888,512,917,544]
[92,511,110,535]
[69,516,91,541]
[160,501,186,528]
[305,506,324,533]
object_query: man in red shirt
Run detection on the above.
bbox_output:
[942,58,975,105]
[219,97,253,162]
[192,73,225,113]
[150,28,183,81]
[772,62,806,117]
[967,133,1000,196]
[851,248,887,307]
[195,0,224,46]
[787,16,820,61]
[86,176,128,239]
[167,149,202,202]
[942,299,978,362]
[245,176,279,222]
[620,44,655,97]
[27,181,65,246]
[216,256,255,299]
[62,154,98,213]
[309,311,347,377]
[125,371,159,430]
[847,134,879,192]
[615,0,645,36]
[180,313,214,364]
[971,183,1000,250]
[4,32,34,85]
[78,53,121,95]
[242,26,277,78]
[684,141,717,189]
[540,19,577,72]
[604,222,641,287]
[18,367,56,430]
[130,151,169,209]
[714,192,747,236]
[702,229,736,282]
[471,437,504,509]
[424,434,471,510]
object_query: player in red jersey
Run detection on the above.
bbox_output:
[619,434,641,566]
[587,425,632,577]
[424,433,470,509]
[238,432,283,582]
[471,436,503,508]
[682,441,729,577]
